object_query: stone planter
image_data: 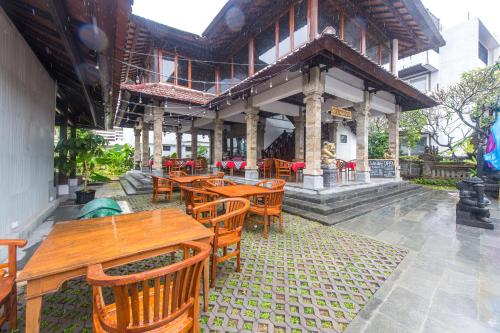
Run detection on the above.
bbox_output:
[322,165,337,188]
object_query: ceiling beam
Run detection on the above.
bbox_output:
[47,0,97,126]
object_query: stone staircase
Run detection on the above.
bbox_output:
[119,170,153,195]
[283,181,432,225]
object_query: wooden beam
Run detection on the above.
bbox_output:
[382,1,420,45]
[47,0,97,126]
[124,25,138,82]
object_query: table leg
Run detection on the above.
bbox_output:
[25,296,42,333]
[203,257,210,312]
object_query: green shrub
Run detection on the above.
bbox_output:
[400,155,422,162]
[412,178,458,187]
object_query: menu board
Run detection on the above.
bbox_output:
[369,159,396,178]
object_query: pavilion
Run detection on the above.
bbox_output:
[117,0,443,189]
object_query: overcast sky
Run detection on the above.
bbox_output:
[133,0,499,38]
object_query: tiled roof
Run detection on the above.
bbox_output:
[121,82,215,105]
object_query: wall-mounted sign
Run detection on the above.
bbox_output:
[329,107,352,120]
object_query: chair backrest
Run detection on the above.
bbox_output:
[87,241,210,333]
[169,171,188,178]
[256,179,286,190]
[206,179,236,187]
[261,189,285,208]
[336,159,346,170]
[151,176,171,190]
[274,159,290,169]
[216,172,224,179]
[181,186,217,214]
[264,158,274,168]
[192,198,250,235]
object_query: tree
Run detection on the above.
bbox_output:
[431,63,500,153]
[400,109,426,152]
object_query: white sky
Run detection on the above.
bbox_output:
[132,0,500,38]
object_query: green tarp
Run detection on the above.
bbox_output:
[78,198,122,219]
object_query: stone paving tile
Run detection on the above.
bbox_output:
[8,193,407,333]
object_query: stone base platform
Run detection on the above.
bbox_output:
[119,170,153,195]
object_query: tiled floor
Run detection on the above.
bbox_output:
[8,184,500,332]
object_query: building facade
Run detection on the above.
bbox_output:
[118,0,444,187]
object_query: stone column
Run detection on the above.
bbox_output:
[353,92,372,182]
[176,132,183,158]
[257,117,266,159]
[209,130,215,165]
[302,66,325,189]
[294,108,305,160]
[245,104,260,179]
[141,123,150,172]
[391,38,399,76]
[328,122,338,143]
[152,105,164,176]
[387,106,401,179]
[69,126,77,178]
[133,124,141,170]
[214,118,224,170]
[191,126,198,160]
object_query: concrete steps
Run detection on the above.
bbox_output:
[119,171,153,195]
[282,181,432,225]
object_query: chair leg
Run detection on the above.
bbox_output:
[264,214,268,239]
[203,259,209,312]
[236,242,241,272]
[8,288,17,330]
[211,250,217,288]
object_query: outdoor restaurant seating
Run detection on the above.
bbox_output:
[192,198,250,288]
[86,241,210,333]
[248,189,285,239]
[255,178,286,190]
[195,158,206,174]
[206,179,236,187]
[259,158,273,178]
[274,159,292,181]
[151,176,173,203]
[169,170,188,178]
[181,186,218,216]
[0,239,27,331]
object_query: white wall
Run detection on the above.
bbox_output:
[0,9,56,238]
[335,123,357,161]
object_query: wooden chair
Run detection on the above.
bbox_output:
[171,159,182,172]
[0,239,27,331]
[169,171,188,178]
[216,172,225,179]
[336,159,347,181]
[205,179,236,187]
[255,179,286,190]
[248,189,285,239]
[87,241,210,333]
[195,158,206,174]
[181,186,218,216]
[151,176,173,203]
[274,159,292,181]
[259,158,273,178]
[192,198,250,288]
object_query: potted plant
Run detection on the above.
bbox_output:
[54,141,74,195]
[67,131,106,204]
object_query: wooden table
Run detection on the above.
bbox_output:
[19,208,214,333]
[170,175,216,204]
[207,184,271,198]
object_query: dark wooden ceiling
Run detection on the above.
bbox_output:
[1,0,131,129]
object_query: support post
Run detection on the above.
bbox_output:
[353,92,372,182]
[152,104,164,176]
[302,66,325,189]
[245,103,260,179]
[294,108,305,160]
[209,130,215,166]
[214,118,224,170]
[69,126,77,178]
[391,38,399,76]
[141,123,150,172]
[191,125,198,160]
[257,117,266,159]
[387,106,401,179]
[176,132,183,158]
[134,119,142,169]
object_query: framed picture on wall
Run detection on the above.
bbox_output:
[340,134,347,143]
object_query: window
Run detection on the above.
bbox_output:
[177,57,189,86]
[161,56,175,84]
[191,61,216,93]
[340,135,347,143]
[479,42,488,64]
[219,63,233,92]
[255,23,276,72]
[318,0,340,36]
[163,145,171,152]
[344,17,361,51]
[185,146,192,152]
[278,12,291,57]
[408,76,428,92]
[293,0,308,48]
[233,44,249,83]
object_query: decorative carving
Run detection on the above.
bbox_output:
[383,148,395,160]
[419,145,439,161]
[321,141,336,166]
[456,177,494,229]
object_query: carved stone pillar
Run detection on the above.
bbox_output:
[141,111,150,172]
[176,132,183,158]
[152,105,164,175]
[245,104,260,179]
[294,108,305,161]
[387,106,401,179]
[133,123,141,170]
[214,118,224,169]
[191,126,198,160]
[328,122,338,143]
[353,92,372,182]
[302,66,325,189]
[257,117,266,159]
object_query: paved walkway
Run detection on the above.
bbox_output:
[340,190,500,333]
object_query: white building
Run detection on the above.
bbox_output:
[398,18,500,155]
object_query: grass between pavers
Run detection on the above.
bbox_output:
[8,193,407,333]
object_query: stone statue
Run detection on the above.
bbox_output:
[321,141,336,166]
[383,148,395,160]
[456,177,494,229]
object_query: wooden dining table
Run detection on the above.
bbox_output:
[206,184,271,198]
[18,208,214,333]
[170,174,217,204]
